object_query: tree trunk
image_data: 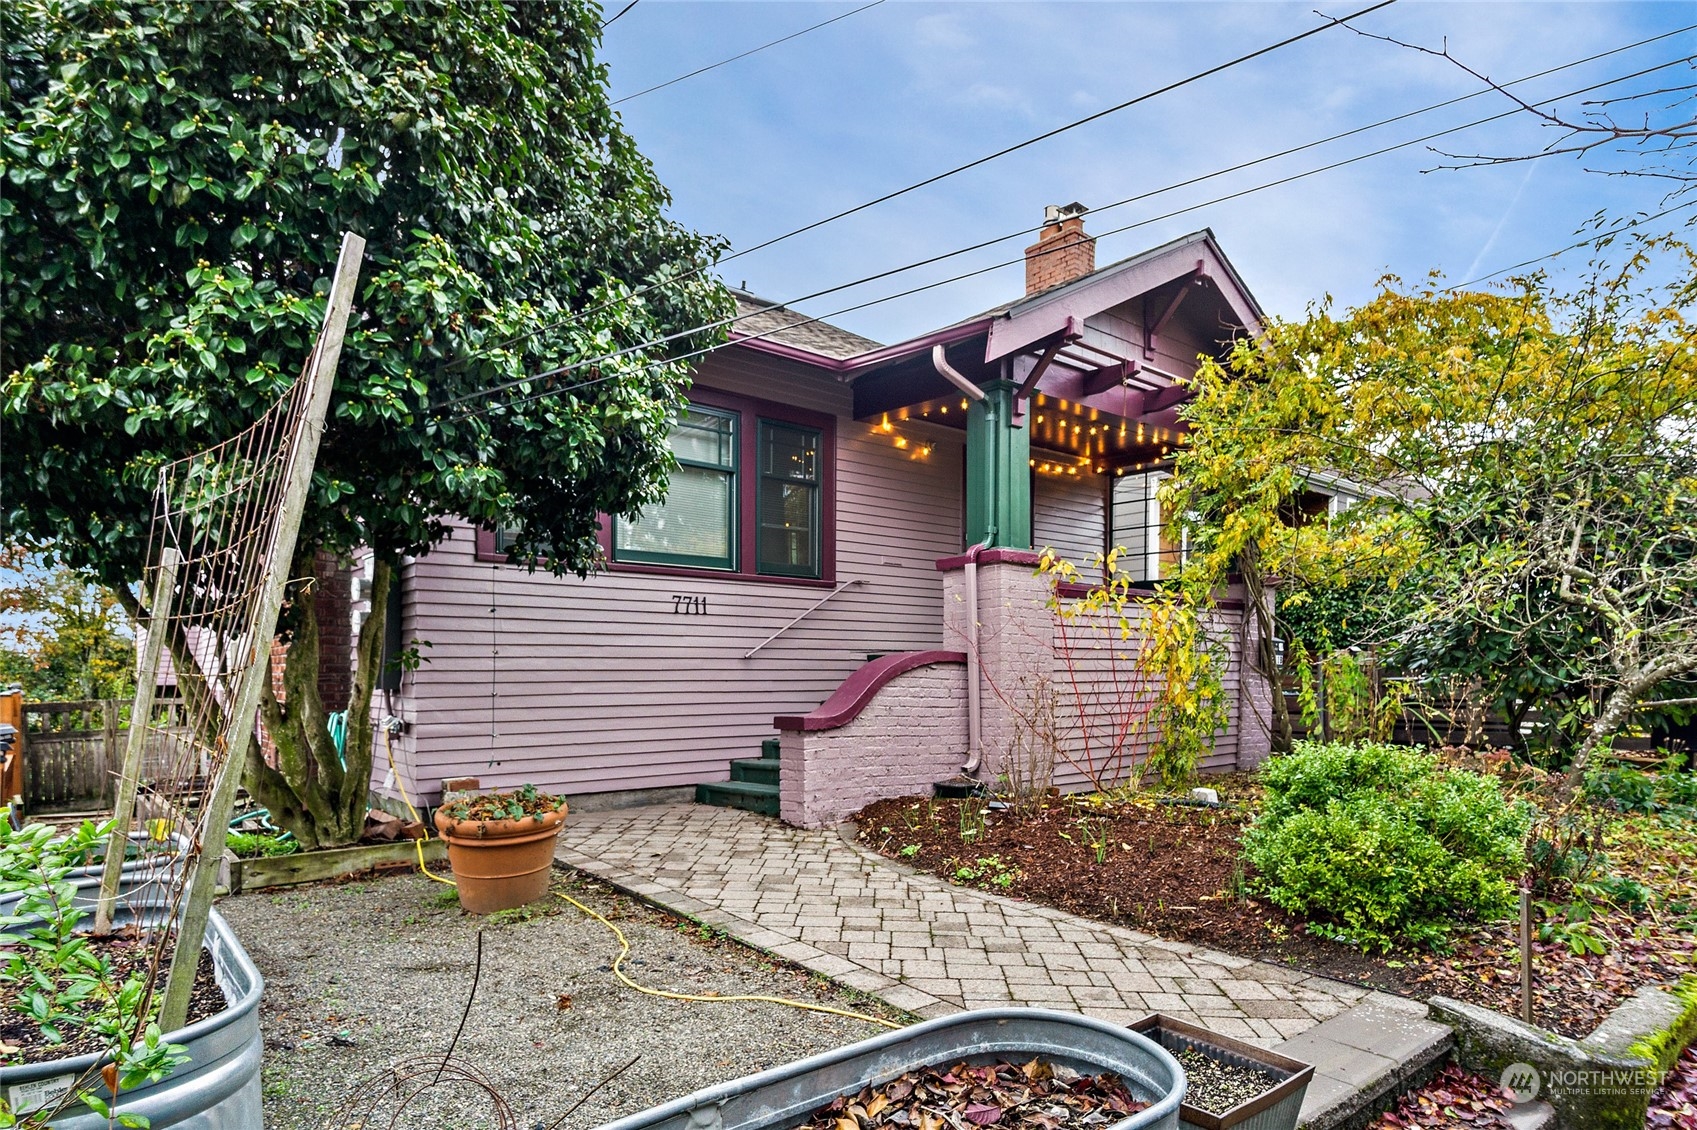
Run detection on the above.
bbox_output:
[243,555,391,850]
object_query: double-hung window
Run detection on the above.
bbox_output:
[481,393,832,581]
[614,407,739,570]
[755,420,821,577]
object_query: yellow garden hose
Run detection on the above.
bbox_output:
[383,726,457,887]
[557,893,902,1030]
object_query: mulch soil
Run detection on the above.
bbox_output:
[1649,1043,1697,1129]
[3,929,223,1065]
[1370,1063,1519,1128]
[855,777,1695,1039]
[798,1058,1148,1129]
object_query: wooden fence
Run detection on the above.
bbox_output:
[21,698,192,813]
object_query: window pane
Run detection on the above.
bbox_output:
[615,407,738,569]
[757,421,820,577]
[762,423,817,482]
[616,464,733,567]
[671,409,735,468]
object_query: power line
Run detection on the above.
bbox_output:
[600,0,639,30]
[612,0,888,106]
[443,0,1396,372]
[1447,199,1697,290]
[437,47,1691,418]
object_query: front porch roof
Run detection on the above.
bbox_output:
[728,230,1260,465]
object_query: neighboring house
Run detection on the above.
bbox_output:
[370,206,1278,827]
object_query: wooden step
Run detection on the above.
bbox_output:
[730,758,779,787]
[761,736,781,760]
[695,781,779,817]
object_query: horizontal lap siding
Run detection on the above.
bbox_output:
[1049,603,1244,793]
[1033,473,1105,570]
[392,355,966,799]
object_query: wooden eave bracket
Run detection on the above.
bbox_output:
[1143,261,1209,360]
[1012,316,1082,425]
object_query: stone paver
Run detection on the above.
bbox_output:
[556,804,1369,1046]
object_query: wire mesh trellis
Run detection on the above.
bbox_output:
[92,233,366,1032]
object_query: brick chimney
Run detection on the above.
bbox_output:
[1024,202,1095,295]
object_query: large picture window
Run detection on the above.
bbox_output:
[614,407,738,570]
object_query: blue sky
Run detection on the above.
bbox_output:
[599,1,1696,343]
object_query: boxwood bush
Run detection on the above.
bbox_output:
[1242,741,1535,951]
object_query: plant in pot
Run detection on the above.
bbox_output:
[0,820,188,1128]
[433,785,569,914]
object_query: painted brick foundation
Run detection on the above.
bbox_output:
[773,553,1277,828]
[778,660,968,829]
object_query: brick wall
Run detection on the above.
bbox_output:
[778,663,969,829]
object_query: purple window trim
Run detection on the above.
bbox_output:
[473,388,838,584]
[774,650,966,733]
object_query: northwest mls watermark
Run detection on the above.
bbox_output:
[1500,1062,1670,1104]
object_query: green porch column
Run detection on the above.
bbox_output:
[964,379,1030,549]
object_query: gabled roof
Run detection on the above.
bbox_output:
[725,228,1264,375]
[730,291,882,361]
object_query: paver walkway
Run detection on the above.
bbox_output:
[556,803,1374,1048]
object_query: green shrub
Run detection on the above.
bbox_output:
[1243,741,1534,951]
[225,831,298,859]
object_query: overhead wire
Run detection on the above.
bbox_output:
[434,31,1691,414]
[612,0,888,106]
[438,48,1695,424]
[440,0,1397,372]
[599,0,638,30]
[1446,199,1697,290]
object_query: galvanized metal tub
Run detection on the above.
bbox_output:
[596,1008,1186,1130]
[0,908,264,1129]
[0,831,188,920]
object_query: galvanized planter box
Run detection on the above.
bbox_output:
[0,908,264,1129]
[0,832,187,919]
[597,1008,1186,1130]
[1129,1015,1311,1130]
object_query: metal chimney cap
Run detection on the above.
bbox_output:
[1044,202,1089,223]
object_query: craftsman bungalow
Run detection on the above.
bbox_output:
[367,208,1321,828]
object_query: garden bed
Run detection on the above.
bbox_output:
[1,931,221,1065]
[855,779,1696,1039]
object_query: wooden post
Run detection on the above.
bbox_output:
[1520,888,1533,1024]
[100,700,120,805]
[95,549,181,934]
[158,233,365,1030]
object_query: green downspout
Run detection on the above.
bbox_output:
[965,379,1031,550]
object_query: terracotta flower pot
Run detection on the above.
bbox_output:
[433,800,568,913]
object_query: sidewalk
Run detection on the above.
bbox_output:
[555,803,1369,1045]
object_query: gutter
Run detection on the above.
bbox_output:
[961,540,989,778]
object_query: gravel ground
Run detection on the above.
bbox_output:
[215,867,904,1129]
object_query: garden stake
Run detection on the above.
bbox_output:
[542,1054,640,1130]
[1520,887,1533,1024]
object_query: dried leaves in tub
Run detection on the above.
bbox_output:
[799,1057,1150,1128]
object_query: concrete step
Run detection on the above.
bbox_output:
[761,736,781,760]
[695,781,779,817]
[730,758,779,787]
[1277,993,1453,1129]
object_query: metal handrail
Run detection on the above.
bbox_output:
[743,579,865,659]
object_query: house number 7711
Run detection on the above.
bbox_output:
[672,595,707,615]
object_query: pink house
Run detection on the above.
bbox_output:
[371,209,1278,827]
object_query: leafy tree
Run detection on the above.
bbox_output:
[3,0,733,846]
[0,552,135,701]
[1169,237,1697,780]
